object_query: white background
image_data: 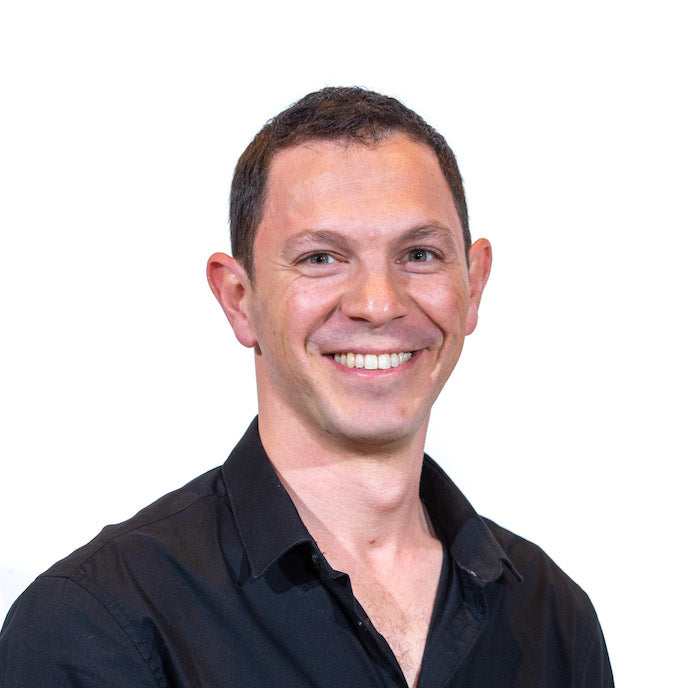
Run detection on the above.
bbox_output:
[1,1,686,684]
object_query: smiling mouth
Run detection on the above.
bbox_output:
[332,352,413,370]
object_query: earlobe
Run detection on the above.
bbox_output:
[465,238,492,335]
[206,253,258,348]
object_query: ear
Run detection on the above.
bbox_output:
[465,238,492,335]
[206,252,258,348]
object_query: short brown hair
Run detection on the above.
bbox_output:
[230,87,471,278]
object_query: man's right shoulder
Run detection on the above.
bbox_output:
[0,464,248,687]
[44,466,230,579]
[5,462,245,631]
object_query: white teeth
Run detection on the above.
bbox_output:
[333,352,412,370]
[364,354,377,370]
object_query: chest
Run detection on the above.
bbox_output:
[106,536,577,688]
[347,545,444,687]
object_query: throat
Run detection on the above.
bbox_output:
[345,536,444,688]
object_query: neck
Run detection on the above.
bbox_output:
[257,402,432,560]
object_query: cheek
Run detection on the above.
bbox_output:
[249,296,288,353]
[255,282,337,355]
[286,281,342,332]
[414,278,468,333]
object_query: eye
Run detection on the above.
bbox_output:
[306,253,336,265]
[404,248,436,263]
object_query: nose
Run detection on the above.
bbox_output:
[340,266,407,327]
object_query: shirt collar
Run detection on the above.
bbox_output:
[222,418,312,578]
[420,457,522,585]
[223,417,521,584]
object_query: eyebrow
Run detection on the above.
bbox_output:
[393,223,458,248]
[286,229,349,248]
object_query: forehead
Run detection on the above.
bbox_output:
[256,133,461,251]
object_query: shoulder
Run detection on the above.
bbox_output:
[45,465,234,583]
[483,516,598,622]
[9,463,236,598]
[1,466,242,687]
[484,516,593,609]
[4,465,238,632]
[0,574,162,687]
[480,517,614,686]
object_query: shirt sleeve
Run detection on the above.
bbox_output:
[0,575,162,688]
[578,608,615,688]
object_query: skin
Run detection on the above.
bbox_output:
[208,133,491,461]
[208,132,492,687]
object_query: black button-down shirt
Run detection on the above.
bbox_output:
[1,419,613,687]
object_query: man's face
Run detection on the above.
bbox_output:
[236,133,489,450]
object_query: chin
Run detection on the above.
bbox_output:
[318,407,426,451]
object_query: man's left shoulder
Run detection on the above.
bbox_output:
[477,517,614,686]
[483,516,599,619]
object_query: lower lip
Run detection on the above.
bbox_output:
[329,351,421,376]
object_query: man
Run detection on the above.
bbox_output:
[0,88,613,687]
